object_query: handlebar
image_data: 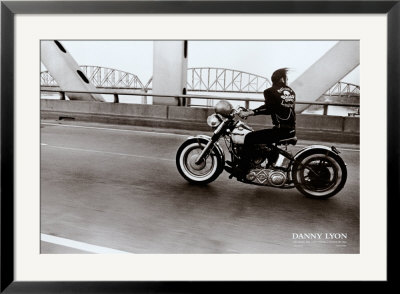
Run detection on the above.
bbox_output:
[232,105,247,114]
[232,105,250,120]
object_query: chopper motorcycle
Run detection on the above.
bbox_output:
[176,101,347,199]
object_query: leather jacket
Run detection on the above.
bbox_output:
[252,81,296,129]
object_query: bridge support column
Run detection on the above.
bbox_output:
[290,41,359,113]
[41,41,104,101]
[152,41,188,105]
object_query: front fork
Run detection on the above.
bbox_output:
[194,120,227,164]
[194,139,215,164]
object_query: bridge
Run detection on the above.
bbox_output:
[41,65,360,99]
[39,41,360,255]
[41,65,146,90]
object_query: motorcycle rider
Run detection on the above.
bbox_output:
[238,67,296,169]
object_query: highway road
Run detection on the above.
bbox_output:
[40,120,359,254]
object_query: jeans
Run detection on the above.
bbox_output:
[244,127,295,146]
[239,127,295,170]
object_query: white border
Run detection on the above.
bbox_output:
[15,14,387,281]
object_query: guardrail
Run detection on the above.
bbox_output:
[40,87,360,116]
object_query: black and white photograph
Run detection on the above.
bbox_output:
[40,40,360,254]
[3,1,395,287]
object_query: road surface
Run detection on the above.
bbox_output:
[40,120,359,254]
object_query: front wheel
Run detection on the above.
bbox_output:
[176,140,224,184]
[292,151,347,199]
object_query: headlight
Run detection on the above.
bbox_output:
[207,114,222,128]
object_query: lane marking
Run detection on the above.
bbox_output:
[41,233,130,254]
[41,122,190,137]
[41,123,359,152]
[42,144,175,162]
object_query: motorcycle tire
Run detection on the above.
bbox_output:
[292,149,347,199]
[176,139,224,185]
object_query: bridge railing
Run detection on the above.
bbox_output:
[40,87,360,116]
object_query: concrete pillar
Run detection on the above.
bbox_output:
[152,41,188,105]
[41,40,104,101]
[290,41,359,112]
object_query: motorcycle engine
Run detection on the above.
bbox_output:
[245,168,287,187]
[247,146,273,168]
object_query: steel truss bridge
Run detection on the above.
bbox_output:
[41,65,360,97]
[186,67,271,93]
[41,65,146,90]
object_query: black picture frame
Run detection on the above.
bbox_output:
[1,1,397,292]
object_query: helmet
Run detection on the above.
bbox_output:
[214,100,233,117]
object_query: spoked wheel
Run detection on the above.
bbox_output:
[176,140,223,184]
[292,152,347,199]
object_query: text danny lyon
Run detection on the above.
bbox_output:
[292,233,348,240]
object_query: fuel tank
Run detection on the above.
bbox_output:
[231,121,253,144]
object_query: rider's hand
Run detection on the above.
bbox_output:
[238,110,254,119]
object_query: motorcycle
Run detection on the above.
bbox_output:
[176,101,347,199]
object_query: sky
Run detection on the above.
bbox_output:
[42,40,360,86]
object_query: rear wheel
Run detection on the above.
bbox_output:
[292,151,347,199]
[176,140,223,184]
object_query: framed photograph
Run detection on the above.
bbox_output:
[1,0,397,292]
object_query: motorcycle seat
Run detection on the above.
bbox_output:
[277,136,297,146]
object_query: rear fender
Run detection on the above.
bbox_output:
[186,135,225,163]
[293,145,345,164]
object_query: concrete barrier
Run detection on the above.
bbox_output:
[343,116,360,133]
[168,106,214,121]
[246,115,274,127]
[296,115,344,131]
[40,99,359,144]
[41,100,168,119]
